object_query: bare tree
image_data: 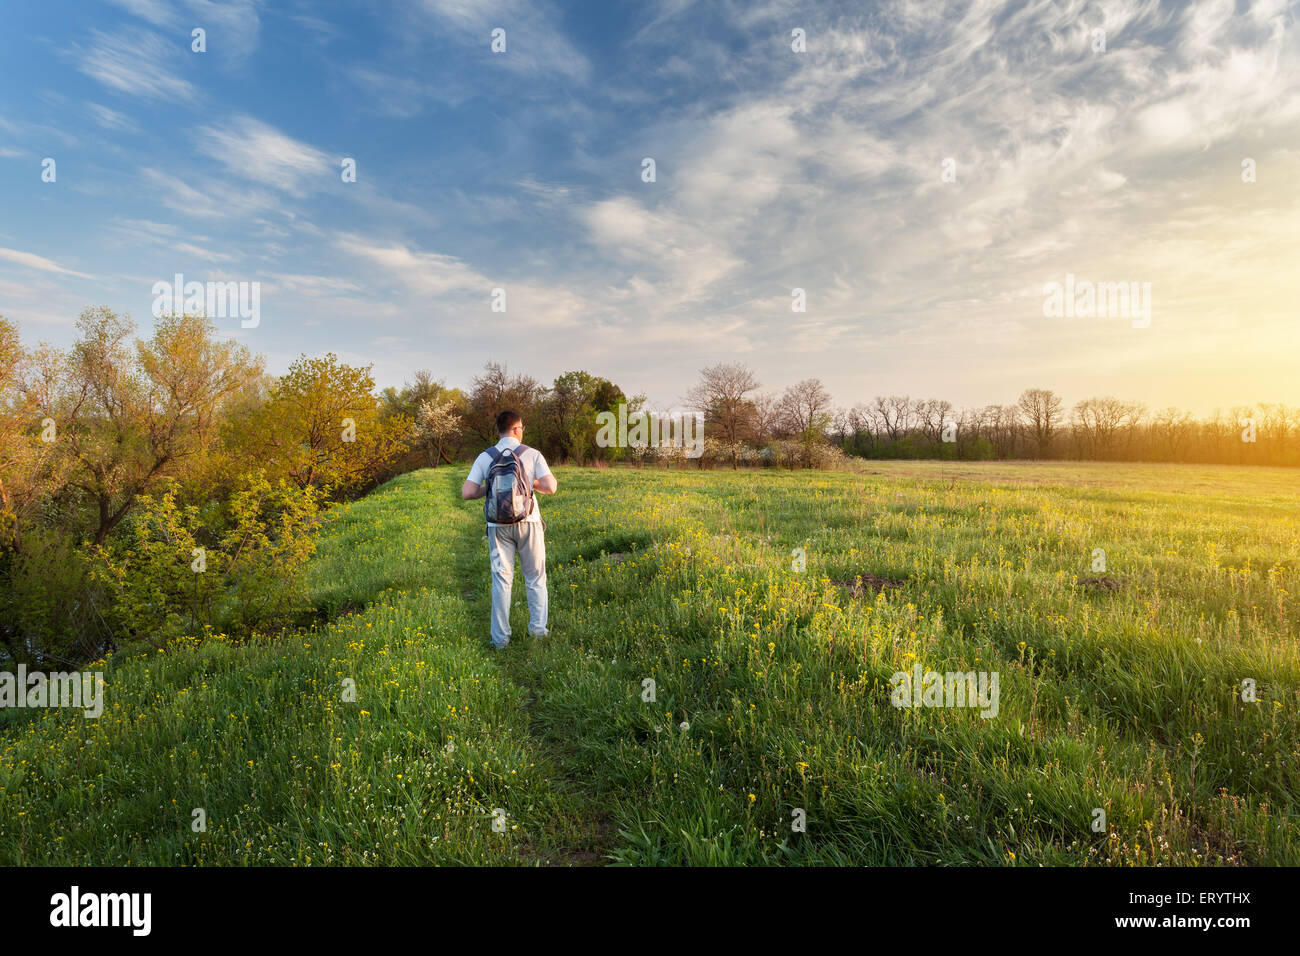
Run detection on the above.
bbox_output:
[685,362,760,468]
[916,399,954,443]
[871,395,913,441]
[467,362,542,445]
[778,378,834,465]
[750,391,780,447]
[1072,396,1143,459]
[1017,388,1063,458]
[1257,402,1298,456]
[983,404,1020,457]
[830,407,852,445]
[777,378,834,434]
[1152,407,1194,460]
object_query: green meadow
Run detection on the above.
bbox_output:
[2,461,1297,865]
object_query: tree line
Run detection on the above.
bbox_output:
[2,310,411,668]
[3,312,1293,668]
[665,365,1300,468]
[1,310,646,667]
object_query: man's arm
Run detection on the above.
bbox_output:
[531,453,557,495]
[463,453,488,500]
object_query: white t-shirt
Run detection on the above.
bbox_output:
[467,437,551,525]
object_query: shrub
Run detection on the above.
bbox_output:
[0,530,102,667]
[94,474,322,645]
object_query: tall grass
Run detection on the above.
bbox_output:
[2,462,1295,865]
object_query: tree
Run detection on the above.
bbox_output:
[685,362,760,468]
[1072,396,1143,459]
[915,398,954,444]
[871,395,912,442]
[240,352,410,494]
[982,404,1020,457]
[413,398,464,466]
[93,474,322,644]
[1152,407,1195,461]
[536,370,626,464]
[777,378,833,434]
[750,392,781,447]
[0,318,68,550]
[1017,388,1063,458]
[380,369,463,422]
[466,362,543,445]
[380,371,469,466]
[56,309,262,545]
[777,378,834,466]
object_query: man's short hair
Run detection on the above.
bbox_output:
[496,409,523,435]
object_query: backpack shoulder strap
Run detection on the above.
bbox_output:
[512,444,535,485]
[485,446,503,463]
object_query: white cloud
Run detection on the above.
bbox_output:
[141,167,282,220]
[196,116,332,196]
[264,273,364,296]
[88,102,138,132]
[417,0,590,80]
[582,197,741,307]
[108,0,262,61]
[0,247,94,279]
[74,28,197,102]
[107,0,176,27]
[335,235,489,296]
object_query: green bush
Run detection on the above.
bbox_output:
[0,530,101,667]
[93,474,322,644]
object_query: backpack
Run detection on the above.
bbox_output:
[483,444,535,524]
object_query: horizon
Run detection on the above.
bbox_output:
[2,0,1299,417]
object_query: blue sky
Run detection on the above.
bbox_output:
[2,0,1298,414]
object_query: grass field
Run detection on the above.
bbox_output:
[2,461,1297,865]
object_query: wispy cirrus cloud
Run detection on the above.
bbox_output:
[0,247,94,279]
[335,235,489,296]
[72,27,197,102]
[5,0,1299,414]
[106,0,177,27]
[107,218,241,263]
[196,116,332,196]
[87,102,138,132]
[141,167,283,221]
[108,0,263,61]
[341,0,591,118]
[417,0,590,80]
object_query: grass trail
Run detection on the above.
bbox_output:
[0,471,596,864]
[448,512,614,864]
[2,461,1297,865]
[491,463,1300,864]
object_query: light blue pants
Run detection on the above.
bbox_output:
[486,521,548,647]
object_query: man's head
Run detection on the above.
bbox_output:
[496,409,524,437]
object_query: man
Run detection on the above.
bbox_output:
[461,410,558,648]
